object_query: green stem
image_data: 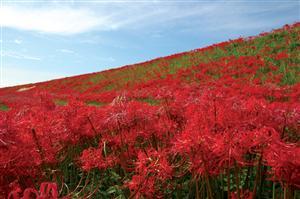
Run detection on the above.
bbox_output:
[259,166,267,198]
[272,182,276,199]
[234,162,240,199]
[221,172,224,199]
[252,154,262,199]
[205,172,213,199]
[284,185,287,199]
[227,166,231,199]
[196,179,200,199]
[200,151,213,199]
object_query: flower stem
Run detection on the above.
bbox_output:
[234,162,240,199]
[272,182,276,199]
[252,154,262,199]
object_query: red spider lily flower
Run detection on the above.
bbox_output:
[8,182,58,199]
[263,141,300,188]
[274,52,289,60]
[127,149,172,198]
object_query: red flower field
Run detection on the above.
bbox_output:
[0,23,299,198]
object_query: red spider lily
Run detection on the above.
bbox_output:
[274,52,289,60]
[8,182,58,199]
[127,149,172,198]
[80,146,118,171]
[263,141,300,188]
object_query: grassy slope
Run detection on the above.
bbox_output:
[0,23,299,107]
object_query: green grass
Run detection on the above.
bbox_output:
[0,104,9,111]
[54,99,68,106]
[86,101,107,107]
[136,98,161,106]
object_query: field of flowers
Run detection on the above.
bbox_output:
[0,23,299,198]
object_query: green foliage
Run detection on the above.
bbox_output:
[136,98,160,106]
[86,101,106,107]
[54,99,68,106]
[0,103,9,111]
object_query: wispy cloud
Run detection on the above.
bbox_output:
[13,39,22,44]
[57,49,75,54]
[200,3,298,32]
[1,51,41,61]
[0,2,297,35]
[0,5,106,35]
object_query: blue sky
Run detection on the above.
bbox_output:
[0,0,299,87]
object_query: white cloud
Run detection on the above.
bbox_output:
[57,49,75,54]
[1,51,41,61]
[13,39,22,44]
[1,2,295,36]
[0,5,110,35]
[0,4,171,35]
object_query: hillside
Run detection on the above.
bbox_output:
[1,22,299,110]
[0,23,299,198]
